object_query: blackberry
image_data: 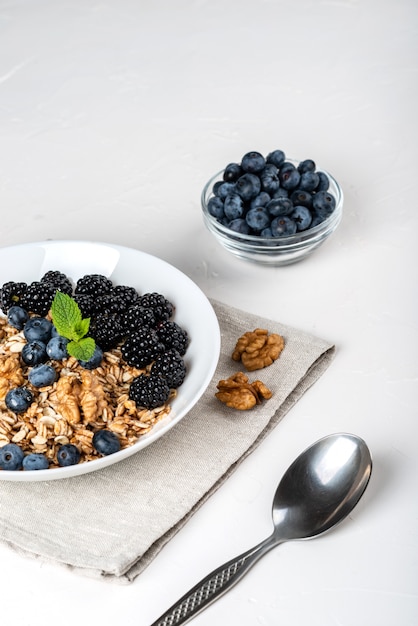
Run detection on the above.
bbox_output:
[93,288,137,317]
[137,292,174,323]
[151,350,186,388]
[89,313,123,351]
[73,293,95,317]
[120,304,156,334]
[156,321,189,356]
[121,327,165,368]
[41,270,73,295]
[75,274,113,297]
[129,373,170,409]
[20,281,57,315]
[0,281,28,314]
[93,293,122,316]
[112,285,139,308]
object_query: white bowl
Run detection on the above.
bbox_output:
[0,240,220,481]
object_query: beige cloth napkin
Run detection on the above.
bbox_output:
[0,300,335,582]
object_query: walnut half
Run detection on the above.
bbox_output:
[215,372,272,410]
[0,354,25,401]
[51,370,109,425]
[232,328,284,371]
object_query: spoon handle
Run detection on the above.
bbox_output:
[150,535,278,626]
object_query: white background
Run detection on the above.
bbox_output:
[0,1,417,624]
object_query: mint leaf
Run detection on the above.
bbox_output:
[67,337,96,361]
[51,292,82,340]
[73,317,91,341]
[51,292,97,360]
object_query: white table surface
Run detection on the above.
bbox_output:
[0,1,417,624]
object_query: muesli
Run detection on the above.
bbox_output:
[0,271,188,471]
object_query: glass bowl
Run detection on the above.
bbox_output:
[201,160,343,266]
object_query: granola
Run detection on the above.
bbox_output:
[0,316,174,469]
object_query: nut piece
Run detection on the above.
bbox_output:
[79,370,109,424]
[0,354,25,400]
[232,328,284,371]
[216,372,272,410]
[52,375,82,425]
[50,370,110,425]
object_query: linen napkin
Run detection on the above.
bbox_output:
[0,300,335,582]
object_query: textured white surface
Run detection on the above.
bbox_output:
[0,0,417,624]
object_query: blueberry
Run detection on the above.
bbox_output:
[266,149,286,168]
[315,171,330,192]
[246,207,270,232]
[23,317,53,343]
[92,430,121,456]
[250,192,271,210]
[46,336,69,360]
[272,187,289,199]
[312,190,336,218]
[235,173,261,201]
[290,190,312,208]
[266,197,293,217]
[5,386,34,413]
[207,196,224,219]
[228,218,251,234]
[310,212,326,227]
[22,453,49,471]
[224,193,244,220]
[280,161,296,173]
[291,205,313,231]
[215,182,235,200]
[241,151,266,174]
[260,169,280,194]
[279,166,301,191]
[57,444,81,467]
[297,159,316,174]
[7,305,29,330]
[21,340,48,366]
[262,163,279,176]
[78,345,103,370]
[212,181,223,195]
[28,364,57,388]
[223,162,242,182]
[213,151,336,243]
[271,216,298,237]
[0,443,24,470]
[299,171,319,192]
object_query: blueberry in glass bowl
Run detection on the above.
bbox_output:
[201,150,343,266]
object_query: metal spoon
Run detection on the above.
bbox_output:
[151,433,372,626]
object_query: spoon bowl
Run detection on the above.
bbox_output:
[272,433,372,540]
[152,433,372,626]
